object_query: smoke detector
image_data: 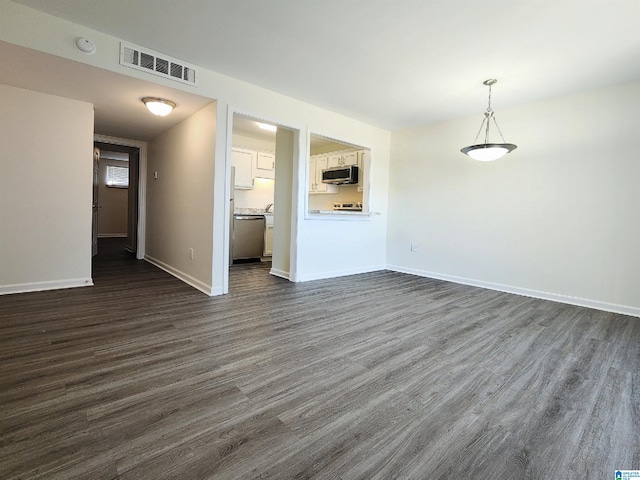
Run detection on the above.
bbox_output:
[75,37,96,55]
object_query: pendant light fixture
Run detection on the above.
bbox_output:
[142,97,176,116]
[461,79,516,161]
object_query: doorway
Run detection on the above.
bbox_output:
[93,139,143,262]
[227,113,298,291]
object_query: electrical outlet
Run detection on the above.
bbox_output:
[189,248,194,260]
[410,242,418,252]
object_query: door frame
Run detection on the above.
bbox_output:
[92,147,100,256]
[93,134,147,260]
[222,107,302,293]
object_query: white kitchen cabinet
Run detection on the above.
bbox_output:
[256,152,275,179]
[232,148,254,189]
[264,214,274,256]
[357,149,365,192]
[342,151,359,166]
[309,155,337,194]
[309,156,323,193]
[327,153,341,168]
[328,150,359,168]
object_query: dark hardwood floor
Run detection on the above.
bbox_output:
[1,238,638,479]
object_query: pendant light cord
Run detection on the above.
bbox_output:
[487,82,493,112]
[492,116,507,144]
[471,81,507,145]
[472,117,488,145]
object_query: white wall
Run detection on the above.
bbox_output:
[272,127,295,279]
[146,102,217,294]
[0,2,391,294]
[387,81,640,316]
[0,84,94,294]
[234,178,275,210]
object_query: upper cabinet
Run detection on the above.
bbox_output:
[232,147,277,187]
[309,155,338,194]
[232,148,254,189]
[255,152,275,179]
[357,150,366,192]
[328,150,359,168]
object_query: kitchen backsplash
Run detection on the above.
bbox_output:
[234,177,274,210]
[307,184,361,211]
[236,181,360,212]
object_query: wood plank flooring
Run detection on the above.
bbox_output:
[1,238,638,479]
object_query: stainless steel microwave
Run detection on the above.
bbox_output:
[321,165,359,185]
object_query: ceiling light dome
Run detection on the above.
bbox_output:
[461,79,517,161]
[461,143,517,162]
[142,97,176,116]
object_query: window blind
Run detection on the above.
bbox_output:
[106,165,129,187]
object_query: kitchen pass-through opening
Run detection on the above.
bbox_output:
[307,132,370,217]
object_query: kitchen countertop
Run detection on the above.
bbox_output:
[234,208,273,215]
[235,208,370,216]
[308,209,368,216]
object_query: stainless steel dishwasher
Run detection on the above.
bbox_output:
[232,215,265,261]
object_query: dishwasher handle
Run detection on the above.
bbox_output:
[234,216,264,221]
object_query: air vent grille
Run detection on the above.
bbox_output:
[119,43,198,87]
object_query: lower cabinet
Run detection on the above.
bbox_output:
[264,214,274,256]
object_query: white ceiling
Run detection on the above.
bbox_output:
[0,41,214,141]
[7,0,640,131]
[0,40,342,145]
[232,115,278,144]
[233,114,351,151]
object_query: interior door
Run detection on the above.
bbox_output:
[92,147,100,256]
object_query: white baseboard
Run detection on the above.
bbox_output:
[269,268,290,280]
[144,255,213,296]
[0,277,93,295]
[387,264,640,319]
[298,264,386,283]
[98,234,127,238]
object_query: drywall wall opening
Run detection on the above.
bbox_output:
[94,141,141,258]
[228,113,298,286]
[307,133,371,216]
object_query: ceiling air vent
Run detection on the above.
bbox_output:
[119,43,198,87]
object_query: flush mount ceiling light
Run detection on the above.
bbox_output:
[142,97,176,116]
[461,79,517,162]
